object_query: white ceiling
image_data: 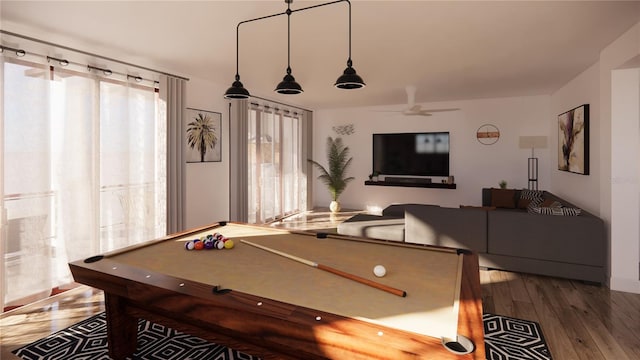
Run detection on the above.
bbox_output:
[2,1,639,110]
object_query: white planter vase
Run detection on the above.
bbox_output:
[329,201,341,213]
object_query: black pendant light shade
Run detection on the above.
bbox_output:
[224,75,250,99]
[335,59,365,89]
[275,68,303,94]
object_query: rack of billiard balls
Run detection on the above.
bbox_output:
[185,233,234,251]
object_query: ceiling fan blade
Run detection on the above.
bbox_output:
[420,108,460,113]
[403,110,432,116]
[372,87,460,116]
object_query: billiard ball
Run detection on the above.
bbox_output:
[194,241,205,250]
[184,241,195,250]
[224,239,234,249]
[373,265,386,277]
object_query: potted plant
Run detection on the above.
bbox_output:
[499,180,507,189]
[309,137,355,213]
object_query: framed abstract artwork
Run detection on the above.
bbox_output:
[185,108,222,163]
[557,104,589,175]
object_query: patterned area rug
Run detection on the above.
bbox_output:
[484,313,553,360]
[14,313,552,360]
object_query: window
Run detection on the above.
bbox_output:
[247,103,307,223]
[1,57,166,308]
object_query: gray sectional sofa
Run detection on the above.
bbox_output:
[337,189,606,283]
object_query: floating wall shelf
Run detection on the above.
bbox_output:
[364,180,456,189]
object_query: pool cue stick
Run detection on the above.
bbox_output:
[240,239,407,297]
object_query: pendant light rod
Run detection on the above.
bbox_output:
[287,1,291,71]
[275,0,303,94]
[235,10,288,76]
[348,0,352,60]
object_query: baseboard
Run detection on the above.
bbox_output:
[610,276,640,294]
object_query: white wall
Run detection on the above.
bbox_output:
[550,21,640,293]
[184,78,231,229]
[550,63,601,214]
[599,21,640,293]
[610,68,640,293]
[312,95,551,212]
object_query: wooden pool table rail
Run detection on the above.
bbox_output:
[69,222,485,360]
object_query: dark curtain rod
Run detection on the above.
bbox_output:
[250,95,312,113]
[0,30,189,81]
[250,102,300,115]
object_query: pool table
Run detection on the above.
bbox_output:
[69,222,485,360]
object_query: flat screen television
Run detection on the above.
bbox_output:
[372,132,450,177]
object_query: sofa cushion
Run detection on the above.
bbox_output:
[460,205,496,211]
[404,205,488,252]
[490,188,517,208]
[382,203,438,217]
[337,214,405,242]
[487,209,602,266]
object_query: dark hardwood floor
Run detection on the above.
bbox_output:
[2,210,639,359]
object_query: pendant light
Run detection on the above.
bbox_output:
[275,2,303,94]
[224,0,364,100]
[223,20,250,99]
[335,1,365,89]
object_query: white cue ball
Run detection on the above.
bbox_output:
[373,265,386,277]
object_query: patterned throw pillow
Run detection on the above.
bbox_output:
[526,197,544,213]
[540,199,562,208]
[518,189,544,209]
[520,189,544,199]
[560,207,582,216]
[529,204,582,216]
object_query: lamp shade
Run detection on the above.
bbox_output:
[224,78,250,99]
[519,136,548,149]
[335,63,365,89]
[275,71,303,95]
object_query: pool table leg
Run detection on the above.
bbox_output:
[104,293,138,360]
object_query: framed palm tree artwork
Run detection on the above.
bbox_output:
[185,108,222,163]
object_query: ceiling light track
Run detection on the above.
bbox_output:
[224,0,365,100]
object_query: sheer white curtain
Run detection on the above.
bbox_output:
[49,66,97,283]
[99,79,166,249]
[246,100,310,224]
[2,59,57,305]
[1,55,166,309]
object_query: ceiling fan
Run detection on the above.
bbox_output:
[377,86,460,116]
